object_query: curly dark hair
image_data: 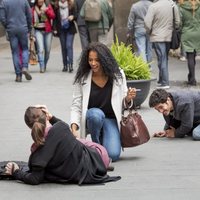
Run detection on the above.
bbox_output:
[73,42,122,84]
[149,89,170,107]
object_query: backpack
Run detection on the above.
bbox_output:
[84,0,102,22]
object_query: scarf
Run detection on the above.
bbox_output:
[30,125,52,153]
[34,3,47,28]
[59,0,69,20]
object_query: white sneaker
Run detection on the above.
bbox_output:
[179,56,186,61]
[156,85,170,89]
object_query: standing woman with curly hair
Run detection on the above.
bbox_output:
[53,0,77,72]
[178,0,200,85]
[70,42,137,162]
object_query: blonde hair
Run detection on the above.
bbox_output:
[179,0,200,16]
[24,107,47,146]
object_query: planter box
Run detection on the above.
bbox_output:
[127,79,152,107]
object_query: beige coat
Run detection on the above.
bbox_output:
[70,70,128,138]
[144,0,180,42]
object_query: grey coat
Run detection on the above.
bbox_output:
[164,91,200,138]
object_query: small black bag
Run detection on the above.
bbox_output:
[170,6,181,50]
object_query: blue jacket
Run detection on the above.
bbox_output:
[0,0,32,33]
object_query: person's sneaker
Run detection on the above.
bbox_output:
[179,56,186,61]
[156,85,170,89]
[15,75,22,82]
[22,68,32,80]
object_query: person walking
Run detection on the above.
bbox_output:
[32,0,55,73]
[144,0,180,89]
[127,0,152,65]
[70,42,137,162]
[0,0,32,82]
[80,0,113,45]
[75,0,89,50]
[53,0,77,72]
[178,0,200,86]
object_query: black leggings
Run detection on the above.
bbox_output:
[186,51,196,84]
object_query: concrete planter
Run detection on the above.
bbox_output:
[127,79,152,108]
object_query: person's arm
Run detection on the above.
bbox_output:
[144,6,154,35]
[127,5,135,36]
[25,0,32,33]
[174,4,180,29]
[175,103,194,138]
[5,162,44,185]
[0,1,6,28]
[45,4,55,20]
[70,83,82,138]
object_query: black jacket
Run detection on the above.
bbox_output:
[13,117,120,185]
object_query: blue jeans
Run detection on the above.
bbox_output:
[8,30,29,76]
[192,124,200,140]
[153,42,170,86]
[59,30,75,66]
[86,108,121,161]
[135,31,152,64]
[35,30,53,69]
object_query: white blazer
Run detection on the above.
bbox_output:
[70,70,128,138]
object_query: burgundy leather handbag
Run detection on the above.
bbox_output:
[120,103,150,148]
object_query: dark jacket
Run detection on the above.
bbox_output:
[53,2,77,35]
[164,91,200,138]
[0,0,32,33]
[13,117,120,185]
[75,0,86,26]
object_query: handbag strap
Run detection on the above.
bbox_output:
[121,98,136,116]
[172,7,175,29]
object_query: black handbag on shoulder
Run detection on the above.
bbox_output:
[170,6,181,50]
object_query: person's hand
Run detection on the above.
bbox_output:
[126,87,136,103]
[5,162,19,175]
[71,123,80,138]
[153,131,167,137]
[33,105,53,120]
[127,33,131,38]
[68,15,74,21]
[165,127,175,138]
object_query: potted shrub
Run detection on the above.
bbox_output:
[110,37,152,107]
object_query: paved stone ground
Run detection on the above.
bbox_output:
[0,34,200,200]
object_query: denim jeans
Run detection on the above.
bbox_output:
[59,30,75,66]
[193,124,200,140]
[135,31,152,64]
[35,30,53,69]
[153,42,170,86]
[8,30,29,75]
[86,108,121,161]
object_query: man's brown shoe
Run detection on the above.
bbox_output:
[15,75,22,82]
[22,68,32,80]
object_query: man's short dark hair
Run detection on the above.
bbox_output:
[149,89,170,107]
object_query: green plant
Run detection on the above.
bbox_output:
[110,36,151,80]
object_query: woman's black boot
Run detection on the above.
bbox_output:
[69,64,73,73]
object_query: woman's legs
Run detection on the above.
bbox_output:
[44,32,53,70]
[102,118,121,162]
[66,32,74,72]
[86,108,121,161]
[186,51,196,85]
[35,30,45,71]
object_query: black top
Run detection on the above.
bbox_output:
[88,80,116,118]
[13,117,120,185]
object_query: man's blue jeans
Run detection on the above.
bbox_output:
[59,30,74,66]
[86,108,121,161]
[35,30,53,69]
[8,30,29,76]
[153,42,170,86]
[135,31,152,64]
